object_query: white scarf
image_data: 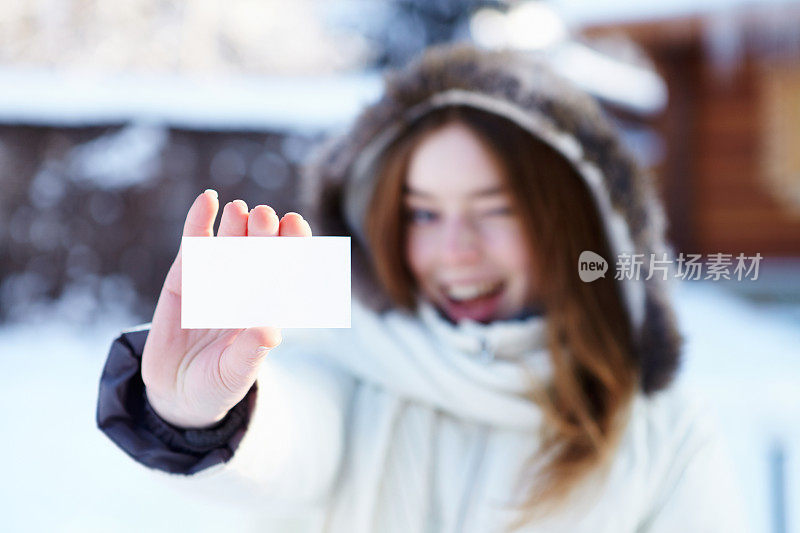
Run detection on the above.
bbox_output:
[313,297,553,532]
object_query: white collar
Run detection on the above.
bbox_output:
[415,297,548,362]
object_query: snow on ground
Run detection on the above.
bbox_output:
[0,308,312,533]
[0,281,797,532]
[672,281,800,533]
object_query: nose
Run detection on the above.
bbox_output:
[441,216,482,263]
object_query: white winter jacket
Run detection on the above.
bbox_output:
[146,296,748,533]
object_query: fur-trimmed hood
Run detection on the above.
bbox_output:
[298,43,682,395]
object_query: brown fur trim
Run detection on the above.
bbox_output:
[297,43,682,395]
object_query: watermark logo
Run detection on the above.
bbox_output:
[578,251,763,282]
[578,250,608,282]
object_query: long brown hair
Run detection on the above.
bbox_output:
[364,105,639,526]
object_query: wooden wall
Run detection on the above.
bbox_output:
[587,17,800,257]
[693,57,800,256]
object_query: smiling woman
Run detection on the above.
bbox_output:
[362,104,638,520]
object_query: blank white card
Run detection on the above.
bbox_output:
[181,236,351,329]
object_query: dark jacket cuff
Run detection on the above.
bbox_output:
[141,386,251,454]
[96,326,258,475]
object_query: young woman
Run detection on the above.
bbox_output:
[97,44,746,532]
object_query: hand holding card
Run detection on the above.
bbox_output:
[140,190,323,430]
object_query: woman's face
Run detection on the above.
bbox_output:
[404,121,536,324]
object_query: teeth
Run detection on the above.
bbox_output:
[445,281,501,301]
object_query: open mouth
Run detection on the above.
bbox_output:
[440,280,506,323]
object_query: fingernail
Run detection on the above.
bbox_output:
[204,189,218,199]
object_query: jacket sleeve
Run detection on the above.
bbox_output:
[96,325,255,474]
[96,324,356,507]
[636,385,750,533]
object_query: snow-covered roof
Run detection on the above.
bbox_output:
[0,68,384,132]
[547,41,667,114]
[552,0,800,26]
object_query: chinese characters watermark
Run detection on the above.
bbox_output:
[578,251,763,282]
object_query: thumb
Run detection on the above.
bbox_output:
[218,326,282,394]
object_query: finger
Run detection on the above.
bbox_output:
[218,199,249,236]
[163,190,219,297]
[278,212,312,237]
[184,189,220,237]
[218,326,283,393]
[248,205,280,236]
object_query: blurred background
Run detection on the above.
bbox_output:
[0,1,798,532]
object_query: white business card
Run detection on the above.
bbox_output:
[181,236,351,329]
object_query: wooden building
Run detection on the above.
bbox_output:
[582,5,800,257]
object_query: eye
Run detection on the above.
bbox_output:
[406,208,438,223]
